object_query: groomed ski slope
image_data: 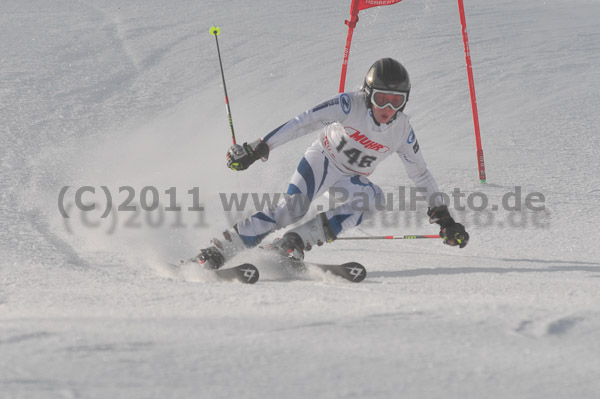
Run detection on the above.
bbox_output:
[1,0,600,398]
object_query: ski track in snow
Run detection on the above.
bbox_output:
[2,0,600,398]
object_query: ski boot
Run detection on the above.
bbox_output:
[269,232,306,261]
[191,246,225,269]
[287,212,337,252]
[268,212,337,262]
[191,228,246,269]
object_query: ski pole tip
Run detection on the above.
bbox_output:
[210,26,221,36]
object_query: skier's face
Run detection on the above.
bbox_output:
[372,105,397,124]
[370,90,406,124]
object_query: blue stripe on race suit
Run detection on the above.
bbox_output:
[312,98,340,113]
[297,158,315,201]
[316,156,329,195]
[328,213,352,236]
[252,212,276,224]
[263,122,286,144]
[356,213,363,226]
[287,183,302,196]
[239,231,271,248]
[350,175,376,196]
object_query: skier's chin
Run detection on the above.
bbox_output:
[376,113,394,124]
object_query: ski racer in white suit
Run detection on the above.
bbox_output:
[196,58,469,269]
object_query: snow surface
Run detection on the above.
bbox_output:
[2,0,600,398]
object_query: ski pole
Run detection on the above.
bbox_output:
[210,25,236,145]
[336,235,440,240]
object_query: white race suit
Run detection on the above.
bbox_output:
[234,90,443,247]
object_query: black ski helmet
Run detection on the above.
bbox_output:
[363,58,411,112]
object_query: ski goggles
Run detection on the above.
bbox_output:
[371,89,408,111]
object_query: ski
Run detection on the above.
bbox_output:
[279,257,367,283]
[213,263,260,284]
[168,262,260,284]
[309,262,367,283]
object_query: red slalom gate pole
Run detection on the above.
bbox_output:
[339,0,403,93]
[458,0,486,184]
[339,3,360,93]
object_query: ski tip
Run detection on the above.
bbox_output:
[216,263,260,284]
[310,262,367,283]
[237,263,260,284]
[341,262,367,283]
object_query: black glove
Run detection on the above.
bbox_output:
[427,205,469,248]
[226,139,269,171]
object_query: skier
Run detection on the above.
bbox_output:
[195,58,469,268]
